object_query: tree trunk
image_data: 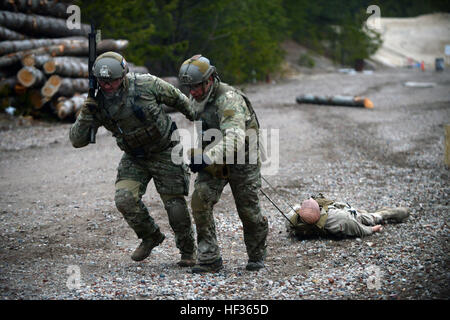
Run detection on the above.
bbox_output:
[0,43,76,68]
[0,39,128,68]
[40,74,60,98]
[22,54,87,67]
[97,39,129,53]
[37,58,154,82]
[41,75,88,98]
[0,37,85,55]
[46,38,129,56]
[43,58,88,77]
[54,92,87,119]
[21,54,51,67]
[0,0,72,19]
[0,10,90,38]
[296,94,374,109]
[0,25,28,40]
[17,66,46,87]
[58,77,89,97]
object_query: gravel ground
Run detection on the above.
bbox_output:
[0,67,448,301]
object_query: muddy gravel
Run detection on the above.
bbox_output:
[0,67,448,302]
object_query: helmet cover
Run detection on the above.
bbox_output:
[298,198,320,224]
[93,51,129,80]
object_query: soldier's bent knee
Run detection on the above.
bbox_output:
[161,194,190,223]
[115,188,139,214]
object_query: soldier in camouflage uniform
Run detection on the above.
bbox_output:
[178,55,269,273]
[286,194,410,239]
[69,51,197,266]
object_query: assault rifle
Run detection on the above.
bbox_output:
[88,22,98,144]
[86,24,135,154]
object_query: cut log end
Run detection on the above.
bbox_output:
[22,54,35,67]
[48,75,61,86]
[363,98,374,109]
[56,98,69,119]
[41,75,61,98]
[17,68,35,87]
[41,86,53,97]
[17,66,45,88]
[43,60,56,74]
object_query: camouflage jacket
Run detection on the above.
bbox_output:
[198,79,260,165]
[69,73,196,157]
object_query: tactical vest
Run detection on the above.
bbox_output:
[199,82,260,161]
[290,194,335,239]
[95,73,175,157]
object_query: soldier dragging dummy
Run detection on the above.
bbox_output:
[286,194,410,239]
[177,55,269,273]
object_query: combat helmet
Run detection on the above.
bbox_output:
[298,198,320,224]
[178,54,216,86]
[93,51,129,80]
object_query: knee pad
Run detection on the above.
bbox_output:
[191,183,220,212]
[115,180,141,214]
[114,188,138,214]
[161,194,190,224]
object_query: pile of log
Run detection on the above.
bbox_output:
[0,0,150,121]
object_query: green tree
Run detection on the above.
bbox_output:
[75,0,187,73]
[282,0,382,66]
[182,0,288,83]
[76,0,287,83]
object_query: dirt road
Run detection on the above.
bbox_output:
[0,67,448,300]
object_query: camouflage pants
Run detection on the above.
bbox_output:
[191,164,268,264]
[114,147,196,257]
[324,202,384,238]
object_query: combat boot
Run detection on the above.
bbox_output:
[177,252,197,267]
[376,207,410,223]
[246,260,265,271]
[246,246,267,271]
[131,232,165,262]
[191,258,223,273]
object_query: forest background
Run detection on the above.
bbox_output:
[71,0,450,83]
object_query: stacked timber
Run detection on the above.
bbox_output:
[0,0,149,121]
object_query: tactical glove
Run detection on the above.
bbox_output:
[81,97,98,115]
